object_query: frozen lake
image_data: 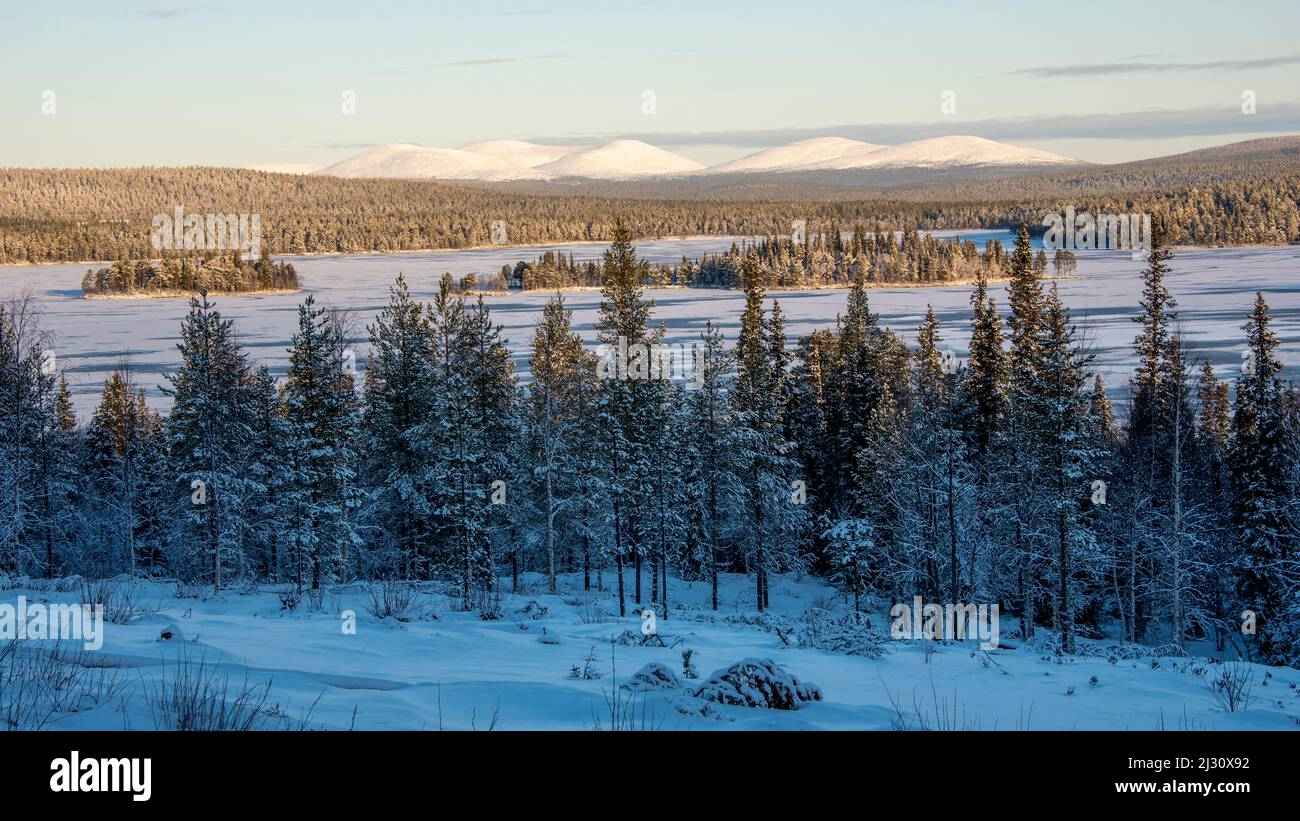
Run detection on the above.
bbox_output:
[1,233,1297,418]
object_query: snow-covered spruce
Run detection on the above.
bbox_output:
[688,658,822,710]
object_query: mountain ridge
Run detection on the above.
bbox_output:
[308,135,1079,182]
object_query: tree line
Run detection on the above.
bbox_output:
[1,223,1296,666]
[1,166,1297,264]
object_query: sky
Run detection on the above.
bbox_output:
[2,0,1299,168]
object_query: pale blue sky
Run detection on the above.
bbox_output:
[3,0,1299,167]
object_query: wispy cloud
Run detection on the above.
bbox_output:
[540,103,1300,147]
[1009,53,1300,77]
[433,54,566,68]
[134,5,220,18]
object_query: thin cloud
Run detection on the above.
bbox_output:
[134,5,220,18]
[1009,53,1300,77]
[434,54,566,68]
[538,103,1300,147]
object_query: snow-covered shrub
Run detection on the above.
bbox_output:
[681,649,699,679]
[1206,661,1253,712]
[1072,637,1187,660]
[688,658,822,710]
[796,609,884,658]
[365,580,423,622]
[537,627,562,645]
[306,587,326,613]
[146,649,272,731]
[573,592,607,625]
[474,586,503,621]
[569,646,602,680]
[516,600,548,620]
[670,695,730,721]
[80,577,154,625]
[277,586,302,612]
[0,641,126,729]
[621,662,682,691]
[173,581,206,600]
[54,575,84,593]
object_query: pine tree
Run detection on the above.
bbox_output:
[525,293,585,593]
[962,266,1007,454]
[246,365,290,580]
[1001,226,1046,639]
[681,320,739,610]
[732,250,806,610]
[164,291,257,593]
[1231,293,1299,663]
[464,293,517,595]
[593,220,654,616]
[282,296,361,591]
[361,274,436,578]
[1027,285,1097,653]
[87,368,166,574]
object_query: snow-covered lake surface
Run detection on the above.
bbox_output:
[6,572,1296,731]
[2,234,1297,417]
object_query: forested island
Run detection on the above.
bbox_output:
[504,227,1078,290]
[80,251,300,297]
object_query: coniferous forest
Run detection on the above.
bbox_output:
[3,222,1296,669]
[2,165,1298,264]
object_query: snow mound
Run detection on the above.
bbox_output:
[621,662,683,691]
[535,140,704,179]
[689,658,823,710]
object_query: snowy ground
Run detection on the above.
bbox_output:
[3,572,1297,731]
[3,233,1298,418]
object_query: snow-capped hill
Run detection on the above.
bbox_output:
[707,137,885,174]
[457,140,589,168]
[312,135,1076,182]
[313,144,550,181]
[535,140,704,179]
[314,140,701,181]
[815,135,1075,169]
[701,135,1077,175]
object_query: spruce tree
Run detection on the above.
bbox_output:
[164,291,257,593]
